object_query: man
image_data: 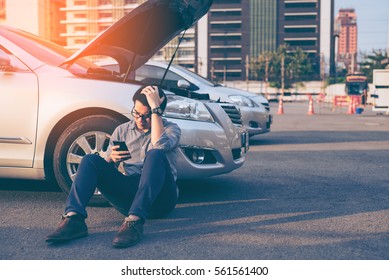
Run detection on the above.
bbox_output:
[46,85,181,248]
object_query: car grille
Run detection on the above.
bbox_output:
[219,104,243,126]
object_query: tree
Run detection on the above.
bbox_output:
[250,45,314,89]
[359,49,388,82]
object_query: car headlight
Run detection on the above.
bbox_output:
[229,95,254,107]
[164,95,214,122]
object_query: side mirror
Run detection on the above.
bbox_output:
[177,79,190,89]
[0,49,13,71]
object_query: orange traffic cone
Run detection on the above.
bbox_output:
[277,97,284,115]
[346,97,354,114]
[351,96,356,114]
[308,95,315,115]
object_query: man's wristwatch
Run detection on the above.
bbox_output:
[151,106,163,116]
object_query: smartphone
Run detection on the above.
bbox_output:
[112,141,131,157]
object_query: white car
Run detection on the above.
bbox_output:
[137,61,273,136]
[0,0,248,201]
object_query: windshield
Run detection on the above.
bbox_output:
[0,27,94,70]
[346,82,366,94]
[174,64,216,87]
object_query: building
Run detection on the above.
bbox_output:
[251,0,277,58]
[277,0,326,80]
[2,0,334,81]
[0,0,66,45]
[0,0,5,22]
[205,0,333,81]
[60,0,145,51]
[335,8,358,73]
[206,0,249,81]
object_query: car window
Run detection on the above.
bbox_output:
[174,64,215,87]
[135,65,192,91]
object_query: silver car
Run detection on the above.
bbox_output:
[0,0,247,200]
[136,61,273,136]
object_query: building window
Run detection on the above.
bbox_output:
[285,3,317,9]
[178,50,194,57]
[99,12,112,18]
[99,25,110,32]
[125,0,144,4]
[74,26,87,31]
[284,27,317,33]
[211,10,242,17]
[211,35,241,41]
[214,0,241,4]
[285,15,316,21]
[286,40,317,47]
[98,0,111,5]
[75,39,87,44]
[74,13,87,18]
[211,48,241,54]
[74,1,86,5]
[211,22,242,29]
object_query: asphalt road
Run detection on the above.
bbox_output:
[1,102,389,260]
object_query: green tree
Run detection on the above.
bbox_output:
[250,45,314,89]
[359,49,388,82]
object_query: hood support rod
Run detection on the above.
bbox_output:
[159,29,187,87]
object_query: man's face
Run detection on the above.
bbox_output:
[132,100,152,132]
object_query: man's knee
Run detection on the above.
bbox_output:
[145,149,166,161]
[79,154,105,169]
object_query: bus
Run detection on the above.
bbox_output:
[345,73,369,104]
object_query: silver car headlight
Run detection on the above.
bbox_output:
[229,95,254,107]
[164,95,214,122]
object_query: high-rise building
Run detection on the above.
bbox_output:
[207,0,248,81]
[0,0,66,45]
[277,0,322,79]
[60,0,145,51]
[335,8,358,73]
[206,0,278,81]
[206,0,332,81]
[0,0,6,22]
[250,0,277,58]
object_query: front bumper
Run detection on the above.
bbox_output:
[169,118,248,179]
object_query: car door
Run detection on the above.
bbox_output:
[0,47,38,167]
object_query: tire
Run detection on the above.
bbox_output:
[53,115,123,205]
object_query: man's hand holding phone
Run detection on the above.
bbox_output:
[110,141,131,163]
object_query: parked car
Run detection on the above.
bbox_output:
[0,0,247,201]
[137,61,273,136]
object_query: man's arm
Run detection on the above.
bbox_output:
[151,122,181,151]
[141,86,165,145]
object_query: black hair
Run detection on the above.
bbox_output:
[132,85,168,111]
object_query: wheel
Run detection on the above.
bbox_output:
[53,115,124,205]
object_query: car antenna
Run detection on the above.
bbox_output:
[159,29,187,87]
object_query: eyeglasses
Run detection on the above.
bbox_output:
[131,107,151,120]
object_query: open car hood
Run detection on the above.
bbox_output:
[61,0,213,72]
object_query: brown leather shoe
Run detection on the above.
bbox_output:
[112,218,144,248]
[45,214,88,243]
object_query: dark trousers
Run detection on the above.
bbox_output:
[65,149,178,220]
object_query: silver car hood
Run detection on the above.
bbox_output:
[61,0,213,71]
[211,85,268,102]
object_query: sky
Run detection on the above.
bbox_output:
[335,0,389,54]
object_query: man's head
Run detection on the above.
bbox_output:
[131,85,167,131]
[132,85,167,111]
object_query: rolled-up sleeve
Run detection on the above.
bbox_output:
[151,122,181,151]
